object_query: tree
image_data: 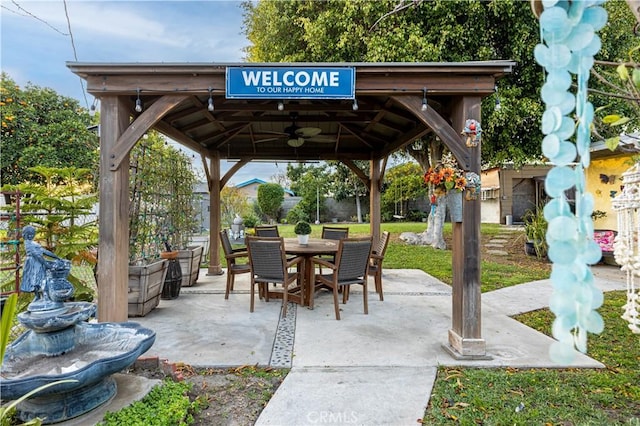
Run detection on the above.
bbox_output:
[328,160,369,223]
[242,0,544,167]
[1,166,98,301]
[257,183,284,223]
[381,162,427,221]
[220,186,250,228]
[286,163,332,223]
[0,73,99,186]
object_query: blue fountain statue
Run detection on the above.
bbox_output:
[1,225,156,424]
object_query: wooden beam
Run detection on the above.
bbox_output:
[378,125,432,159]
[208,151,223,275]
[342,158,370,188]
[109,94,188,170]
[221,159,250,188]
[369,159,382,243]
[391,95,470,169]
[154,120,205,155]
[446,95,487,359]
[97,96,130,322]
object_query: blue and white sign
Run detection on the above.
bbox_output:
[226,67,355,99]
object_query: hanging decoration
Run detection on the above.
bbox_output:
[534,1,608,363]
[461,119,482,147]
[464,172,481,201]
[611,164,640,333]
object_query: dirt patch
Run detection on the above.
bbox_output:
[125,361,286,425]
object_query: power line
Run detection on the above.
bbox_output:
[5,0,69,36]
[62,0,89,109]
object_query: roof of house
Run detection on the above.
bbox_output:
[235,178,295,196]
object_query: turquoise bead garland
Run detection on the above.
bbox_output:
[534,0,608,363]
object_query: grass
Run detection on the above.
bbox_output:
[423,291,640,425]
[230,222,550,287]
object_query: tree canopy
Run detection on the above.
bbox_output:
[242,0,636,167]
[0,73,99,186]
[257,182,285,222]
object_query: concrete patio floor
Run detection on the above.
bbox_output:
[74,264,625,425]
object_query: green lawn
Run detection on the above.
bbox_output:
[231,222,549,287]
[423,291,640,425]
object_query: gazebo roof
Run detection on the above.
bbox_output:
[68,61,514,164]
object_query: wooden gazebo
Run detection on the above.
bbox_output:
[68,61,514,359]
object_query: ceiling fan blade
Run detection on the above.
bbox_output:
[306,136,336,143]
[287,137,305,148]
[296,127,322,138]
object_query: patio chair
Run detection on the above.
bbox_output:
[312,236,373,320]
[254,225,279,237]
[321,226,349,240]
[220,230,250,300]
[245,236,304,316]
[368,231,390,301]
[318,226,349,274]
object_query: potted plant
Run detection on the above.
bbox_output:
[294,221,312,246]
[523,206,548,258]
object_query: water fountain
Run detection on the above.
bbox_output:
[0,226,156,424]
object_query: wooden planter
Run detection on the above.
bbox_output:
[189,236,210,263]
[177,245,204,287]
[128,259,168,317]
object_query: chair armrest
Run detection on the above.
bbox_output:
[286,256,304,268]
[370,253,383,261]
[312,257,336,270]
[228,252,248,259]
[232,247,247,254]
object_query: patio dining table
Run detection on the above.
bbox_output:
[282,237,338,309]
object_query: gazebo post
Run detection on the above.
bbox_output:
[445,95,489,359]
[97,95,130,322]
[369,158,383,243]
[208,152,223,275]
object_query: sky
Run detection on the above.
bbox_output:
[0,0,289,186]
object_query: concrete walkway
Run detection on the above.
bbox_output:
[73,261,624,426]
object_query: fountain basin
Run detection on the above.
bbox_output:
[1,321,155,423]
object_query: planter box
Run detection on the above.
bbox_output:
[128,259,168,317]
[177,245,204,287]
[189,236,210,264]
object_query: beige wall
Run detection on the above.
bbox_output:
[586,154,634,231]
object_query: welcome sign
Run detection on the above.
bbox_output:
[226,66,355,99]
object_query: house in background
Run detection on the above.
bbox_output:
[586,134,639,232]
[480,164,553,225]
[479,134,639,231]
[235,178,295,199]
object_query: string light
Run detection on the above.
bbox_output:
[352,98,358,111]
[89,98,98,116]
[277,101,284,111]
[135,89,143,112]
[207,87,214,112]
[421,87,428,111]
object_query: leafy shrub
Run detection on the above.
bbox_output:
[100,380,199,426]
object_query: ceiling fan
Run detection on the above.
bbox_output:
[256,112,335,147]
